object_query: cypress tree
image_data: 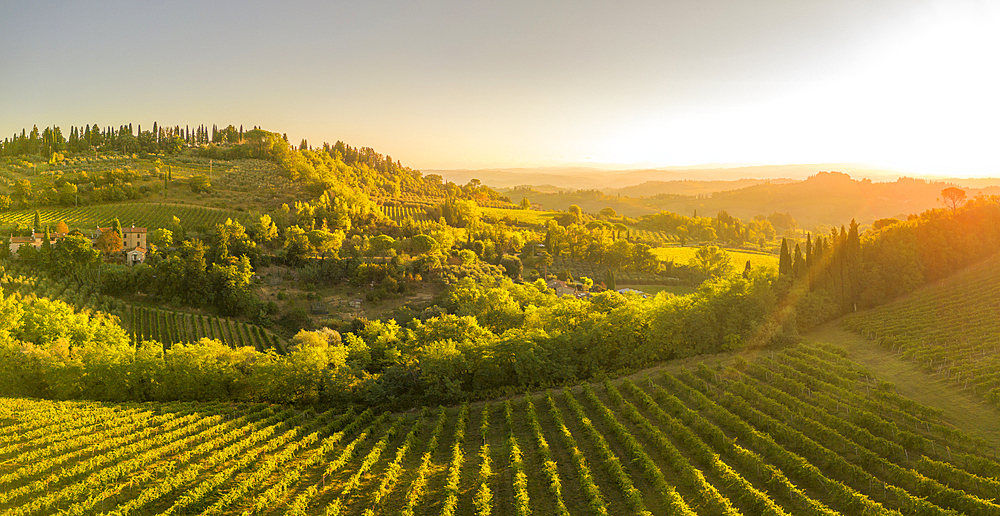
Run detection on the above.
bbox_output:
[846,219,861,311]
[792,243,805,279]
[778,238,791,275]
[33,210,41,234]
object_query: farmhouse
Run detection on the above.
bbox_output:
[94,225,147,251]
[8,232,66,254]
[545,279,577,296]
[94,225,148,265]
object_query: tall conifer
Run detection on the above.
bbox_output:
[778,238,791,275]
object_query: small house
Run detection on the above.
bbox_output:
[126,247,146,265]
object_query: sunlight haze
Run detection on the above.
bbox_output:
[2,0,997,176]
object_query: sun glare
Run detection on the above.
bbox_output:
[598,2,999,176]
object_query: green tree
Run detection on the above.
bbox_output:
[149,228,173,251]
[568,204,583,224]
[251,214,279,247]
[536,250,552,277]
[519,197,531,210]
[33,210,41,233]
[778,238,791,275]
[51,234,101,280]
[307,229,345,259]
[410,234,438,255]
[189,174,211,193]
[692,245,732,277]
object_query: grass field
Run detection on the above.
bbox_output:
[844,252,1000,413]
[652,245,780,273]
[4,342,999,516]
[481,206,561,226]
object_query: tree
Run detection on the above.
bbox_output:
[536,250,552,277]
[410,234,438,255]
[111,218,122,239]
[149,228,173,250]
[692,245,732,277]
[599,207,617,219]
[95,229,123,258]
[778,238,791,275]
[55,220,69,234]
[251,214,278,247]
[519,197,531,210]
[367,235,396,258]
[500,255,523,280]
[568,204,583,224]
[51,234,100,278]
[676,225,688,246]
[189,174,211,193]
[307,229,345,259]
[940,187,966,213]
[33,210,41,233]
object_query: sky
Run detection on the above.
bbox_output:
[1,0,998,176]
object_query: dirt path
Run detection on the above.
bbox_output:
[804,321,1000,447]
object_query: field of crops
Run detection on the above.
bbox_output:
[0,261,285,353]
[4,342,998,515]
[125,306,285,353]
[651,246,780,273]
[379,205,432,224]
[845,253,1000,408]
[631,228,680,245]
[0,202,246,233]
[480,207,561,226]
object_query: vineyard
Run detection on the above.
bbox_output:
[0,203,247,233]
[124,305,285,353]
[3,342,999,515]
[632,228,680,245]
[0,262,285,353]
[378,204,433,225]
[845,252,1000,408]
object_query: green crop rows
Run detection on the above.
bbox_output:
[4,342,999,515]
[0,202,247,233]
[0,261,285,354]
[845,253,1000,408]
[125,305,285,353]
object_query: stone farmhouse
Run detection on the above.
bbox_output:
[93,225,148,265]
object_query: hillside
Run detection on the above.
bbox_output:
[4,342,999,516]
[503,172,1000,228]
[844,251,1000,411]
[430,163,909,191]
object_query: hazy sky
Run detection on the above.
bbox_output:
[2,0,997,175]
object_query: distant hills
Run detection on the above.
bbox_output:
[427,163,913,191]
[439,163,1000,228]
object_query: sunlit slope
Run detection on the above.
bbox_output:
[3,343,999,515]
[0,202,247,232]
[845,252,1000,409]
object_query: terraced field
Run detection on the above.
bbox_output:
[3,342,998,515]
[845,252,1000,409]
